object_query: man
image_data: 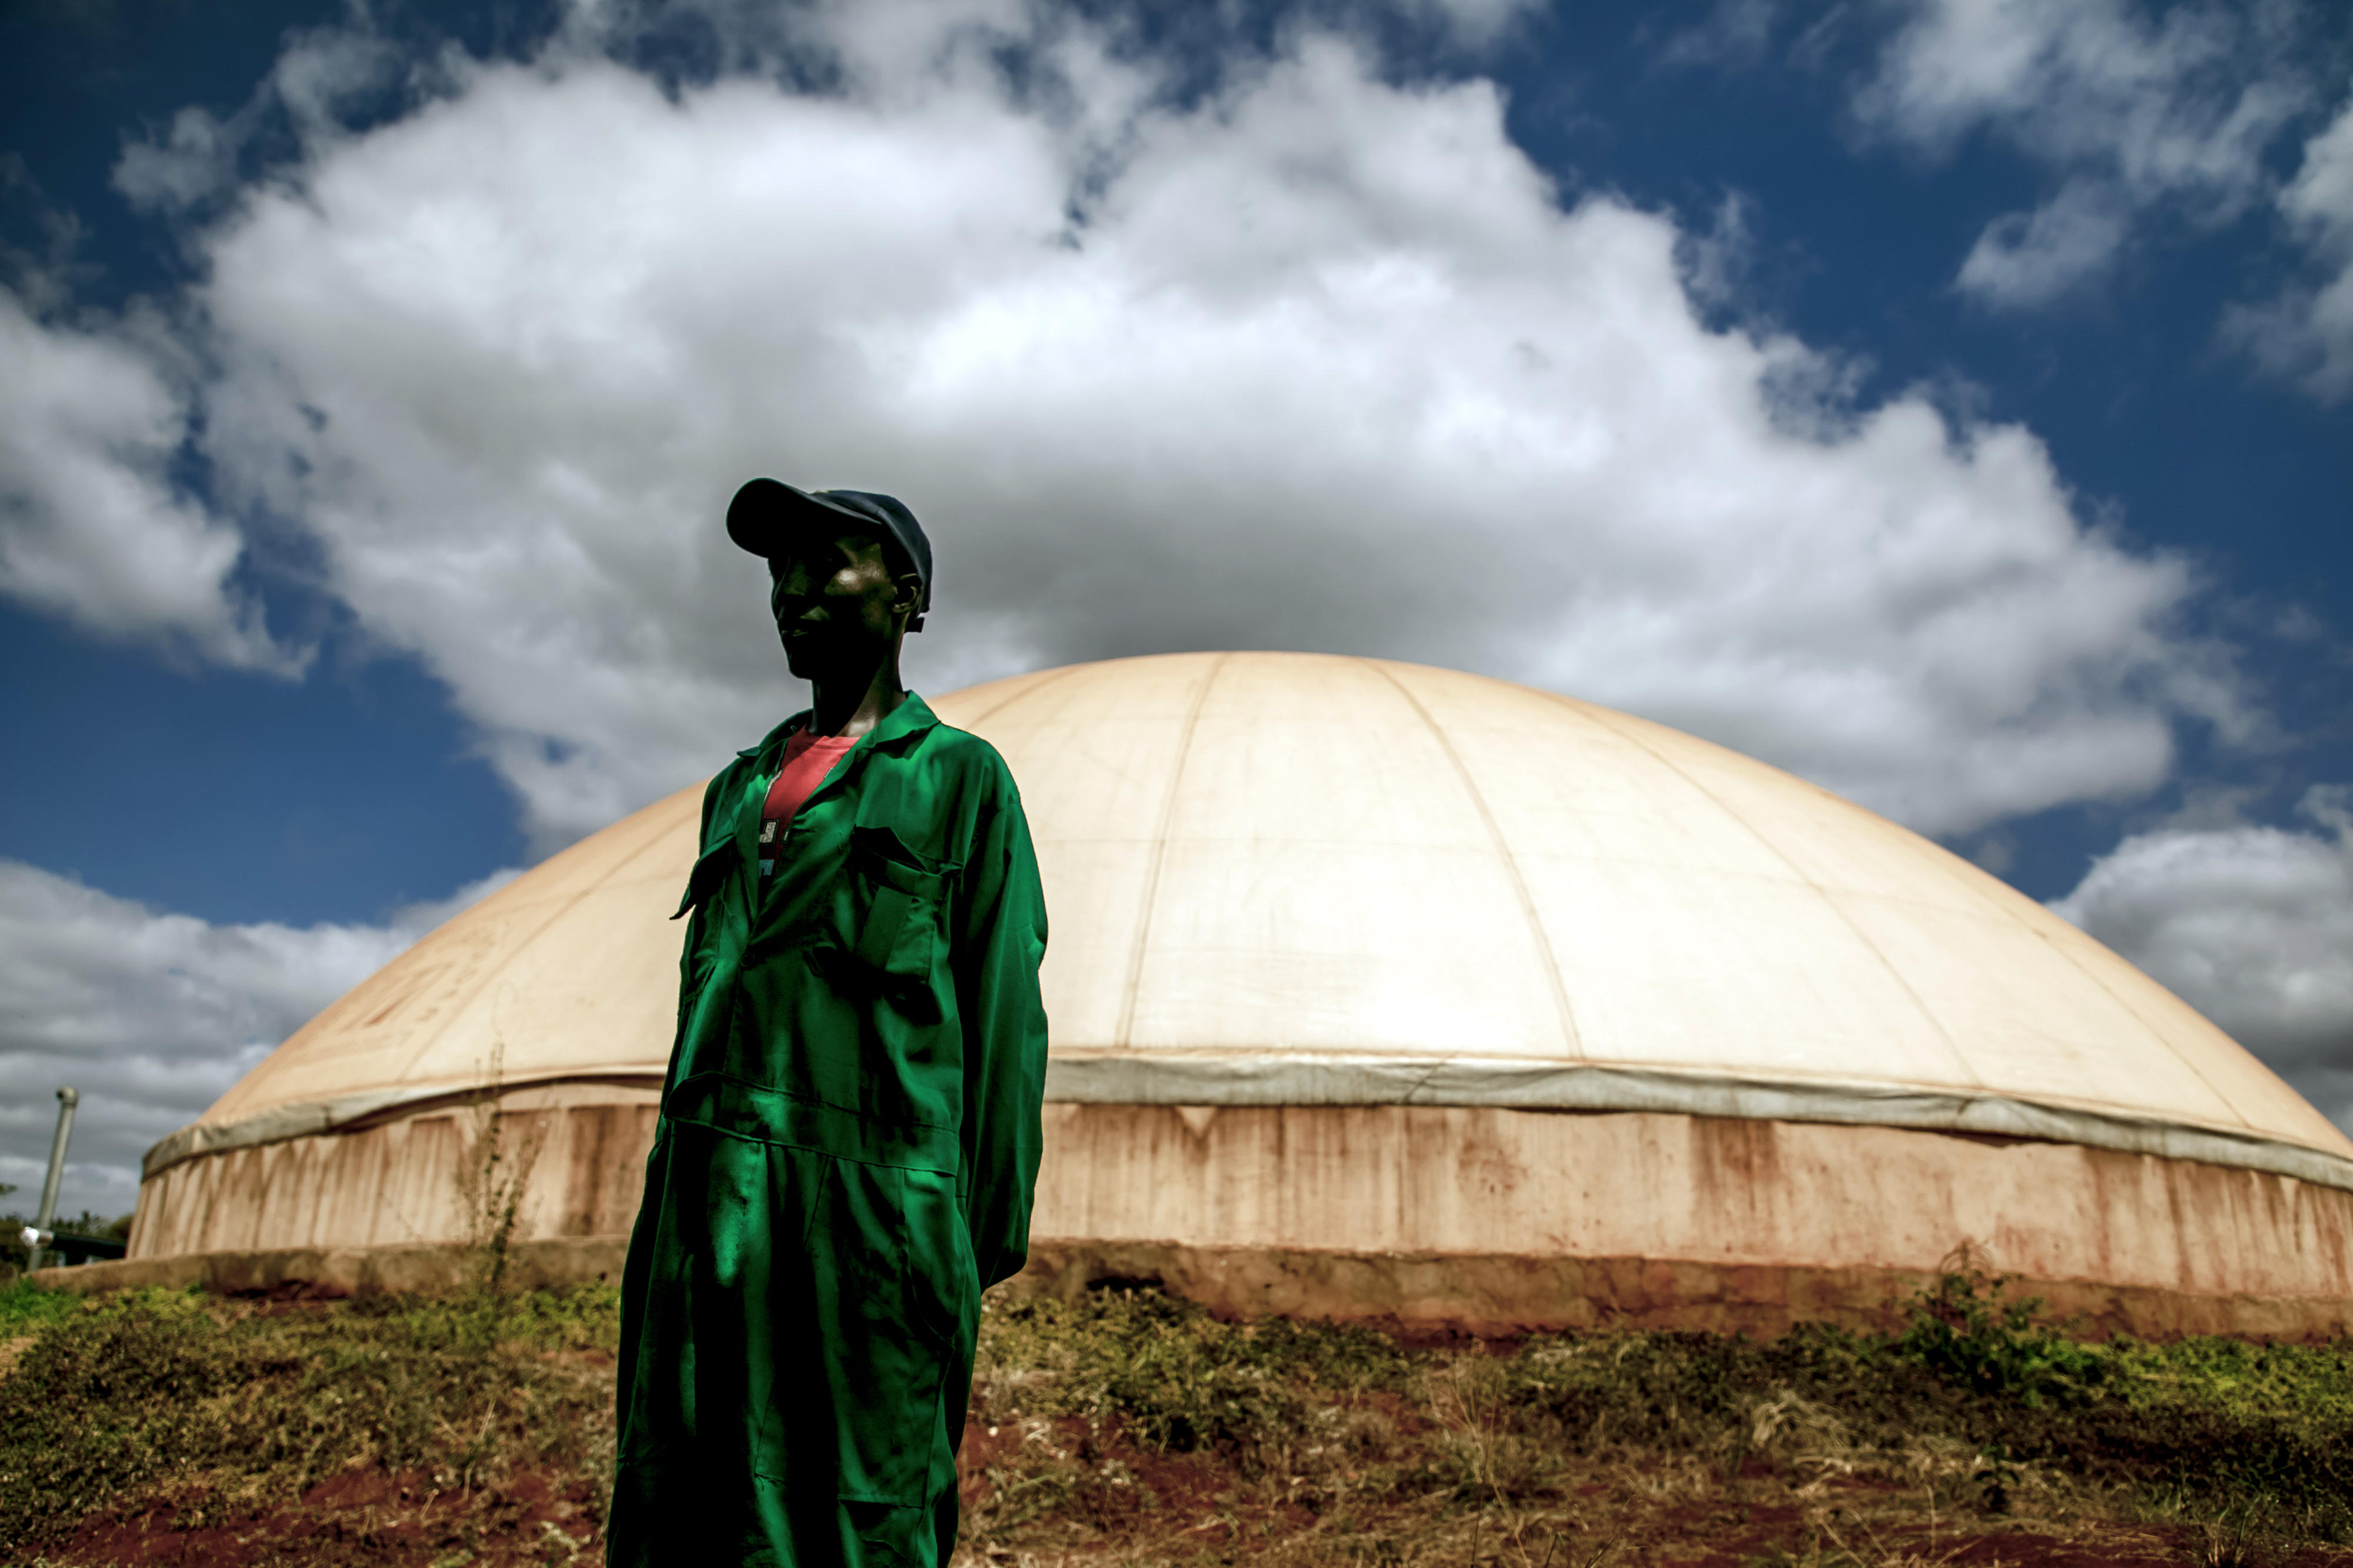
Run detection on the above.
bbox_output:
[608,479,1050,1568]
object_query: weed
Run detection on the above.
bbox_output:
[2196,1497,2292,1568]
[1894,1245,2110,1407]
[972,1285,1408,1474]
[455,1036,548,1295]
[0,1285,618,1552]
[2,1267,2349,1564]
[0,1277,78,1336]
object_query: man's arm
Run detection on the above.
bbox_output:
[951,761,1050,1290]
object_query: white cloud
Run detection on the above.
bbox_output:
[112,107,244,215]
[2052,786,2353,1133]
[81,1,2232,852]
[1401,0,1541,49]
[1851,0,2315,307]
[0,291,292,669]
[2225,85,2353,401]
[1954,176,2131,308]
[112,18,409,216]
[0,0,2252,865]
[0,861,515,1220]
[1661,0,1781,72]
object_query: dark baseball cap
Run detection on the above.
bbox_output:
[726,478,932,627]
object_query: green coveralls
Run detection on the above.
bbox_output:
[608,694,1049,1568]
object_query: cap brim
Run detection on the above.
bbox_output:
[725,478,876,558]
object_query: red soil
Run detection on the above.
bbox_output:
[43,1416,2353,1567]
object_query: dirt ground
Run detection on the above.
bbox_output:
[15,1280,2348,1568]
[38,1467,596,1567]
[33,1414,2353,1568]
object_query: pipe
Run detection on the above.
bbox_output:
[28,1087,76,1272]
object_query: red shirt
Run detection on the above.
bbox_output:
[758,726,859,875]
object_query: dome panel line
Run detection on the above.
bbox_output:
[1115,652,1232,1049]
[1370,659,1582,1059]
[1551,690,1986,1093]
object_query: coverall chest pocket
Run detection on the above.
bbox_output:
[672,840,739,992]
[844,828,951,997]
[675,839,739,916]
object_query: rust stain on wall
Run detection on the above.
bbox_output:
[126,1097,2353,1336]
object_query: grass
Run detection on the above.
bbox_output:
[0,1265,2347,1566]
[962,1273,2353,1566]
[0,1277,80,1337]
[0,1282,621,1565]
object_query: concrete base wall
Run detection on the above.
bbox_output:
[1011,1240,2353,1341]
[116,1097,2353,1336]
[131,1083,659,1259]
[1033,1103,2353,1302]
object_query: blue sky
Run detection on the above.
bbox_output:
[4,0,2350,1215]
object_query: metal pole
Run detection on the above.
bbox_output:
[28,1087,76,1272]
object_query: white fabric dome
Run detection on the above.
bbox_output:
[126,653,2353,1333]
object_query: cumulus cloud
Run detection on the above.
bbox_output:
[2226,86,2353,401]
[49,0,2224,851]
[2052,786,2353,1133]
[0,862,515,1219]
[0,292,291,668]
[0,15,431,669]
[1849,0,2318,306]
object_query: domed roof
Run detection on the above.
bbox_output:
[156,652,2353,1187]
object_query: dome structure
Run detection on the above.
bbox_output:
[123,653,2353,1333]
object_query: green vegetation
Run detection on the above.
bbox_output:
[0,1279,78,1337]
[963,1274,2353,1563]
[0,1265,2347,1564]
[0,1283,620,1563]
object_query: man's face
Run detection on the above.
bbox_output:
[767,529,912,679]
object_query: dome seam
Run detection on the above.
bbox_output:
[382,883,606,1090]
[1557,695,1990,1093]
[2015,915,2275,1139]
[1115,652,1231,1048]
[1369,660,1584,1059]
